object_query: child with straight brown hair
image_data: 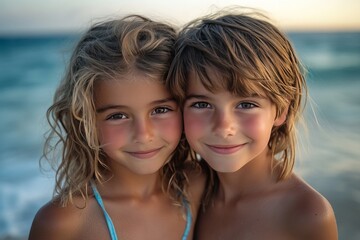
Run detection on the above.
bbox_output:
[167,9,338,240]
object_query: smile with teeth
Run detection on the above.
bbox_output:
[206,144,246,154]
[126,147,162,159]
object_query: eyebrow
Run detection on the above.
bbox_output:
[185,94,210,101]
[185,93,266,101]
[96,104,127,113]
[96,97,176,113]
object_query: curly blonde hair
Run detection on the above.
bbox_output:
[167,9,307,202]
[43,15,190,207]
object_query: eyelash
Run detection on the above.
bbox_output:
[237,102,257,109]
[151,107,172,115]
[105,107,173,121]
[191,102,211,109]
[190,101,257,109]
[106,113,127,120]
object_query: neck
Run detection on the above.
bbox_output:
[98,164,163,200]
[215,149,277,204]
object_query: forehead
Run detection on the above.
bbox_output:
[94,72,170,107]
[187,68,268,98]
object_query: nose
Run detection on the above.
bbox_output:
[133,118,154,143]
[213,110,236,138]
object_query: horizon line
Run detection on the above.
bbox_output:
[1,27,360,37]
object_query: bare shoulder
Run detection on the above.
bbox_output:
[28,198,86,240]
[285,175,338,240]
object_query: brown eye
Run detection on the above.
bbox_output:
[152,107,171,115]
[106,113,127,120]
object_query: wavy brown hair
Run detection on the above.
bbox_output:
[43,15,190,207]
[167,9,307,203]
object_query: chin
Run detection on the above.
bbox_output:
[130,162,165,176]
[207,161,243,173]
[132,167,162,176]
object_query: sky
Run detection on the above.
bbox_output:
[0,0,360,35]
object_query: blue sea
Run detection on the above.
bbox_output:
[0,32,359,239]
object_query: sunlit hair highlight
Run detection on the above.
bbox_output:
[167,9,307,202]
[43,15,189,208]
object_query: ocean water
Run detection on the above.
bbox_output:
[0,32,359,239]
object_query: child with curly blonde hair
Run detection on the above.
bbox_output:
[29,15,204,240]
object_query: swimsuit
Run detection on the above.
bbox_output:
[91,182,192,240]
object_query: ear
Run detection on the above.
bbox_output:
[274,105,289,127]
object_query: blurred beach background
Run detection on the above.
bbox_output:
[0,0,359,239]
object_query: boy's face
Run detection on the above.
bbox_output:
[94,72,182,175]
[183,72,286,173]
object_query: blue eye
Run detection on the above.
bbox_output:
[237,102,256,109]
[191,102,211,109]
[152,107,171,115]
[106,113,127,120]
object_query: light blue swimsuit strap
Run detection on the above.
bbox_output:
[91,182,118,240]
[91,181,191,240]
[182,199,192,240]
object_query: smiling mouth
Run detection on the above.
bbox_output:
[126,148,162,159]
[206,144,246,155]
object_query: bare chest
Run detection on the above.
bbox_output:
[195,200,292,240]
[78,198,190,240]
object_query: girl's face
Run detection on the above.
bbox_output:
[183,73,286,173]
[95,72,182,175]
